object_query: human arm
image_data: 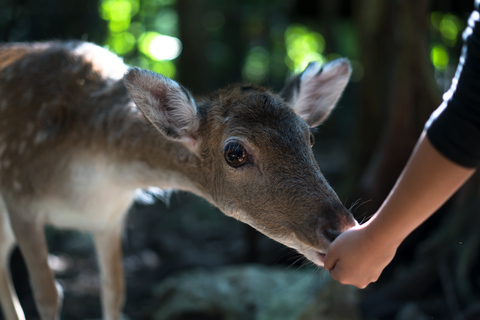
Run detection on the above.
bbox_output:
[324,4,480,289]
[323,133,475,288]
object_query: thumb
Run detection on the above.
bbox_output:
[323,250,338,271]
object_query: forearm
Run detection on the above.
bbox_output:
[326,6,480,289]
[365,132,476,247]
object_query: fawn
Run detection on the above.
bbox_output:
[0,41,356,320]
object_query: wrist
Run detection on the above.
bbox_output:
[361,215,404,252]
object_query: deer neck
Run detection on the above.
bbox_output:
[88,80,209,198]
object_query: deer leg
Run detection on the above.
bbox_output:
[0,207,25,320]
[7,207,61,320]
[93,223,125,320]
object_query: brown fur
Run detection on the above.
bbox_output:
[0,41,356,320]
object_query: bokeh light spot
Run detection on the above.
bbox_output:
[139,32,182,61]
[285,24,325,72]
[431,45,449,71]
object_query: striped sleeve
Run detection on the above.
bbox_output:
[426,7,480,168]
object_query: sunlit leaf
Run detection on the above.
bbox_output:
[138,32,182,61]
[242,46,270,83]
[154,9,179,36]
[100,0,139,21]
[109,19,131,33]
[150,60,176,78]
[431,45,449,71]
[106,32,136,55]
[203,11,225,32]
[284,24,325,72]
[440,14,461,47]
[430,11,443,30]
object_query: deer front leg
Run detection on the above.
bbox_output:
[0,208,25,320]
[93,223,125,320]
[7,207,62,320]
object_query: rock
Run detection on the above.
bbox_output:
[297,280,361,320]
[395,303,430,320]
[152,264,360,320]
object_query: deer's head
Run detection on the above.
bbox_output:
[124,59,357,266]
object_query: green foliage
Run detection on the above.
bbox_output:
[430,11,464,72]
[242,46,270,83]
[285,24,325,72]
[98,0,343,85]
[100,0,180,78]
[138,31,182,61]
[97,1,464,85]
[431,44,449,71]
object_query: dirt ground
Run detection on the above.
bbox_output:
[8,193,299,320]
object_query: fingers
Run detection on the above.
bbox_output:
[328,262,379,289]
[329,268,369,289]
[322,224,383,288]
[323,254,336,271]
[324,239,341,271]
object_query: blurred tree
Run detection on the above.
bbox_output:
[352,0,441,212]
[1,0,480,319]
[347,0,480,319]
[0,0,105,42]
[177,0,209,93]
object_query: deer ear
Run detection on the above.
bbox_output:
[280,58,351,127]
[124,67,199,151]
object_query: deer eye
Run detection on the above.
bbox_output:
[224,141,249,168]
[309,132,315,147]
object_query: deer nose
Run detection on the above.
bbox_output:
[322,229,341,243]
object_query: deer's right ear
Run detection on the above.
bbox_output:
[280,58,351,128]
[124,67,199,151]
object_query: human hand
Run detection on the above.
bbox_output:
[323,135,476,289]
[324,223,399,289]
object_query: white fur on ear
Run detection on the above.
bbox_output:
[123,67,199,151]
[290,58,352,127]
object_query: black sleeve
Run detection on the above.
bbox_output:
[426,4,480,168]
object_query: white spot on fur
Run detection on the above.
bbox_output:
[4,70,13,82]
[13,180,21,191]
[18,141,26,154]
[0,99,7,111]
[40,102,49,112]
[25,122,34,136]
[23,90,33,104]
[73,42,127,80]
[20,59,29,71]
[34,131,49,144]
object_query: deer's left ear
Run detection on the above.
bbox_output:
[280,58,352,128]
[124,67,200,152]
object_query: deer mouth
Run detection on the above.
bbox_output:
[301,247,327,267]
[315,252,326,266]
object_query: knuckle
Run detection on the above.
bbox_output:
[329,271,339,281]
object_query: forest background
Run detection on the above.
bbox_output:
[0,0,479,319]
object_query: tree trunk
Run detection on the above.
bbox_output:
[352,0,441,213]
[177,0,209,94]
[352,1,480,318]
